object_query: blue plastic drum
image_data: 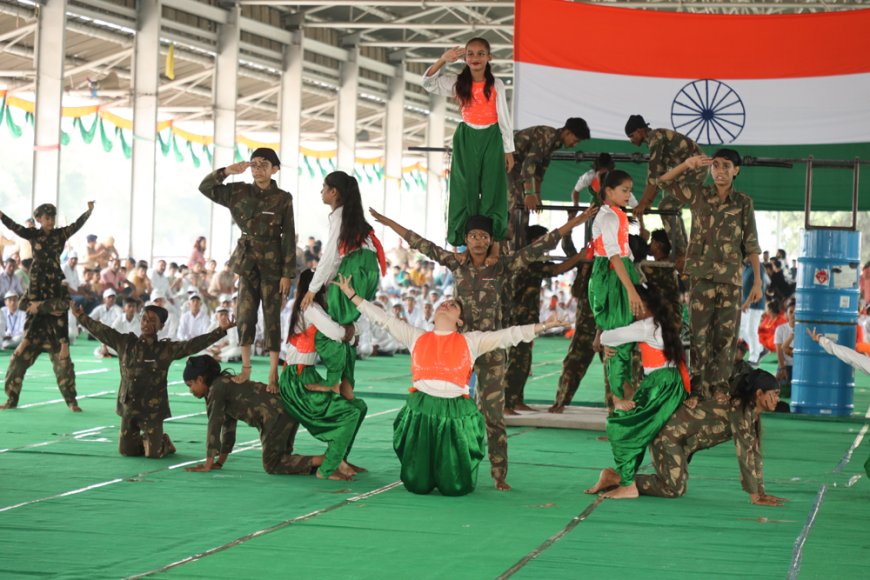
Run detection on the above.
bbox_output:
[791,229,861,416]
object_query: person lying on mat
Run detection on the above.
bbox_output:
[183,355,323,475]
[586,368,787,506]
[335,273,569,496]
[73,303,229,459]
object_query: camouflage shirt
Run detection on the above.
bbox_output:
[404,229,562,332]
[199,170,296,281]
[507,260,558,326]
[205,376,292,458]
[561,232,593,300]
[510,126,562,205]
[661,182,761,287]
[1,208,92,302]
[77,313,225,420]
[646,128,706,188]
[661,399,765,494]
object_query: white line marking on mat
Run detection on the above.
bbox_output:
[18,389,114,409]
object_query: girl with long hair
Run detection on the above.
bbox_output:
[586,368,786,506]
[588,170,641,409]
[278,269,367,481]
[585,283,689,499]
[335,273,568,496]
[422,37,514,254]
[300,171,386,400]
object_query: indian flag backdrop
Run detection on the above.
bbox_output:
[514,0,870,210]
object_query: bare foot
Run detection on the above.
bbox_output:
[504,408,520,416]
[495,479,511,491]
[233,366,252,384]
[68,403,83,412]
[346,462,367,474]
[0,403,15,410]
[585,467,619,494]
[602,483,639,500]
[613,397,636,412]
[514,402,535,412]
[162,435,177,456]
[317,469,352,481]
[547,404,565,414]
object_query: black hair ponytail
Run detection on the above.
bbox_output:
[634,284,684,365]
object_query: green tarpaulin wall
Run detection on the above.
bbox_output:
[541,138,870,211]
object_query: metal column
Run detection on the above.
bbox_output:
[209,3,240,262]
[129,0,161,261]
[278,30,303,198]
[425,95,446,243]
[336,41,359,172]
[31,0,67,210]
[383,60,405,237]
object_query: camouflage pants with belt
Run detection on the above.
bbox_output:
[474,348,508,482]
[237,267,281,352]
[3,341,77,408]
[689,279,742,399]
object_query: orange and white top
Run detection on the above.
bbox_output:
[592,204,631,258]
[422,70,514,153]
[284,303,347,366]
[358,299,536,398]
[601,318,673,375]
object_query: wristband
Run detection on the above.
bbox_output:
[349,293,358,301]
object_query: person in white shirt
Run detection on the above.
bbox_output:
[421,302,435,331]
[177,294,210,341]
[0,258,24,297]
[88,288,123,330]
[96,299,142,357]
[150,291,179,340]
[207,306,241,362]
[404,295,425,328]
[148,259,170,300]
[774,303,795,392]
[61,251,82,292]
[0,291,25,350]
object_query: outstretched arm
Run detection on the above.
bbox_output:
[371,207,459,270]
[58,202,95,240]
[334,273,421,350]
[74,304,123,348]
[0,212,36,240]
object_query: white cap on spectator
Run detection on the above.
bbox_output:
[151,289,166,300]
[215,305,229,314]
[68,251,78,259]
[219,293,232,303]
[103,288,116,298]
[189,293,201,301]
[4,291,18,299]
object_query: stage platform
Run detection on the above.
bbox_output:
[0,336,867,579]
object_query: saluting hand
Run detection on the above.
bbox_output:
[684,155,713,170]
[439,46,465,64]
[224,161,250,176]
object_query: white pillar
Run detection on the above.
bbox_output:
[382,62,405,240]
[209,3,240,262]
[278,30,302,198]
[31,0,67,210]
[129,0,161,261]
[336,42,359,172]
[425,95,447,243]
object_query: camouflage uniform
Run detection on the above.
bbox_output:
[644,129,706,259]
[404,228,563,482]
[507,126,563,248]
[1,208,93,342]
[199,170,296,352]
[205,376,314,474]
[662,180,761,399]
[552,235,598,409]
[3,298,77,408]
[77,312,226,458]
[504,259,557,408]
[636,399,765,498]
[639,260,681,314]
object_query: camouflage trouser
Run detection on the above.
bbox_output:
[474,348,508,482]
[658,194,688,259]
[237,267,281,352]
[119,413,172,458]
[636,421,690,498]
[3,341,77,407]
[505,341,533,408]
[262,416,316,475]
[689,279,742,399]
[553,301,597,408]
